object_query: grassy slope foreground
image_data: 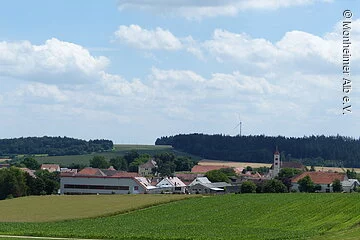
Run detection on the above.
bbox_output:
[1,194,360,240]
[0,194,195,222]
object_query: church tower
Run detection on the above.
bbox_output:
[273,147,281,177]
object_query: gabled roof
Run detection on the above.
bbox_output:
[112,171,139,178]
[77,167,106,176]
[191,165,228,173]
[64,167,138,178]
[291,172,347,184]
[135,177,152,188]
[342,179,360,187]
[101,169,119,176]
[139,159,157,169]
[156,177,186,188]
[189,177,211,186]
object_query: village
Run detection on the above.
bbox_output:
[52,149,360,195]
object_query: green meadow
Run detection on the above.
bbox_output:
[1,194,360,240]
[0,194,195,222]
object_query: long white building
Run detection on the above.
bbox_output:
[60,167,149,194]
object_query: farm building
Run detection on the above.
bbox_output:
[60,167,150,195]
[156,177,187,193]
[341,179,360,192]
[188,177,231,194]
[291,172,348,193]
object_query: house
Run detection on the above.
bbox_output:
[189,177,212,186]
[138,159,157,176]
[156,177,187,193]
[341,179,360,192]
[188,177,231,194]
[41,164,60,172]
[60,167,147,195]
[291,171,348,192]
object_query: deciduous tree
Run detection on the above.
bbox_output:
[298,175,314,193]
[263,179,287,193]
[89,156,109,169]
[332,179,342,192]
[241,181,256,193]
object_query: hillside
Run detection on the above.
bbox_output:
[34,144,199,167]
[0,136,113,156]
[156,134,360,167]
[1,194,360,239]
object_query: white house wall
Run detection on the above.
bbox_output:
[60,177,145,194]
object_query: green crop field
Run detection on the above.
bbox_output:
[1,194,360,240]
[34,144,186,167]
[0,194,195,222]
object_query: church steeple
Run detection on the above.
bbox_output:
[273,147,281,177]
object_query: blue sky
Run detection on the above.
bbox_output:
[0,0,359,144]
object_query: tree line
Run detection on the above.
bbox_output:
[155,134,360,167]
[0,157,60,200]
[89,150,196,176]
[0,136,113,156]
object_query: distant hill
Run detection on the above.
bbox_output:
[0,136,113,156]
[156,134,360,168]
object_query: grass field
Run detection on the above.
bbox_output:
[0,194,195,222]
[1,194,360,239]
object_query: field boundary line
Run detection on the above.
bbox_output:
[0,235,104,240]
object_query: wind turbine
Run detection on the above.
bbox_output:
[234,114,242,137]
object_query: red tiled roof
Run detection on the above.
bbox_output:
[191,165,228,173]
[291,172,346,184]
[112,172,139,178]
[66,167,138,178]
[139,159,157,169]
[78,167,106,176]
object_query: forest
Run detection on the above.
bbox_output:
[0,136,113,156]
[155,134,360,167]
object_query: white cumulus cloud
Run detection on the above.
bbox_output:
[114,25,182,50]
[0,38,109,83]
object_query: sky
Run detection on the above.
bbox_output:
[0,0,359,144]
